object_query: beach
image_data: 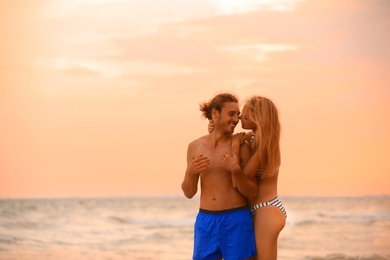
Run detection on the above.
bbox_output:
[1,196,389,260]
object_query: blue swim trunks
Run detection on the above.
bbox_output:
[193,206,256,260]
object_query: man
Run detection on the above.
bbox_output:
[181,93,257,260]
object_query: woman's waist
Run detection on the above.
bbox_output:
[250,192,279,207]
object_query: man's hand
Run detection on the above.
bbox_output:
[220,152,240,173]
[188,154,209,176]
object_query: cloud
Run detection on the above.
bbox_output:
[35,59,105,77]
[219,43,296,62]
[211,0,303,14]
[120,61,209,76]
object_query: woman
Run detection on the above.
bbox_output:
[217,96,287,260]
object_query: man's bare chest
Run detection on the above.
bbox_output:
[200,144,232,172]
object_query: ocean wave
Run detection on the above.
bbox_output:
[316,212,384,224]
[293,219,326,226]
[1,220,43,230]
[106,215,193,228]
[1,196,388,259]
[288,210,388,227]
[107,216,133,225]
[305,253,390,260]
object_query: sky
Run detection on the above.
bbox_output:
[1,0,389,198]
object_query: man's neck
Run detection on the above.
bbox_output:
[209,130,231,147]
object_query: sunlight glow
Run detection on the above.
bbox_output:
[212,0,303,14]
[219,44,296,62]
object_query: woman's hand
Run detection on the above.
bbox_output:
[208,120,214,133]
[232,132,246,146]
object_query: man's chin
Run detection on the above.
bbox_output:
[227,127,236,134]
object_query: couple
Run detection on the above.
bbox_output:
[181,93,286,260]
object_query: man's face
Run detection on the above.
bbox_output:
[215,102,240,134]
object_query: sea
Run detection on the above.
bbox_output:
[0,196,389,260]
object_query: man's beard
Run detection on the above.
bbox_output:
[215,119,236,135]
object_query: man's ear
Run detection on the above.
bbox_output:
[211,108,218,121]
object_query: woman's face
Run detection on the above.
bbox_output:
[239,105,256,130]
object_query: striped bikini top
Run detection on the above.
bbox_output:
[249,133,280,178]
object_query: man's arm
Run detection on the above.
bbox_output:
[181,141,209,199]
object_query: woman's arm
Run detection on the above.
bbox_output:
[221,149,257,200]
[231,131,260,179]
[221,141,258,201]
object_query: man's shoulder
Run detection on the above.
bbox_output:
[188,135,208,148]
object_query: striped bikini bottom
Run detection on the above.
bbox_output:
[249,196,287,218]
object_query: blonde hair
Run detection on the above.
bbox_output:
[246,96,281,178]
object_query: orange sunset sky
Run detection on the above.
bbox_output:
[1,0,389,198]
